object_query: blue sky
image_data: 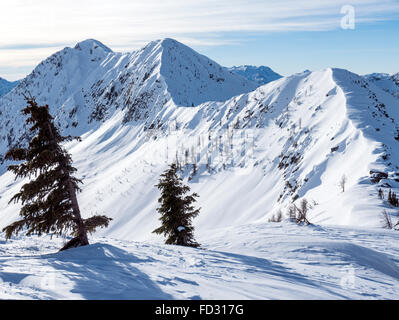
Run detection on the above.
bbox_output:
[200,19,399,76]
[0,0,398,80]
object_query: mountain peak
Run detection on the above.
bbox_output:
[74,39,113,53]
[159,37,181,47]
[141,38,184,52]
[152,38,259,106]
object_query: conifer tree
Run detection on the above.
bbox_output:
[3,97,112,251]
[153,163,200,248]
[388,189,399,207]
[378,188,384,200]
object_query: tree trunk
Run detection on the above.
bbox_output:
[67,178,89,246]
[47,122,89,247]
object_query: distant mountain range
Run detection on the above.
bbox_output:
[227,65,282,85]
[0,77,19,97]
[363,72,399,99]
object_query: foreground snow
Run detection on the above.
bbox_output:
[1,222,399,300]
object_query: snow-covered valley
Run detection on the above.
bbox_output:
[1,38,399,300]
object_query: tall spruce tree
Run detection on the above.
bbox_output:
[153,163,200,248]
[3,97,112,251]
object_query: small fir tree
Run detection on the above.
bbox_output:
[153,163,200,248]
[388,189,399,207]
[339,174,347,193]
[289,198,312,225]
[288,205,297,222]
[378,188,384,200]
[393,192,399,207]
[381,210,393,229]
[296,198,311,225]
[3,97,112,251]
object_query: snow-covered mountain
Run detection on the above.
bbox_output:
[228,65,282,85]
[0,78,19,97]
[1,53,398,236]
[0,38,258,164]
[364,72,399,99]
[1,39,399,299]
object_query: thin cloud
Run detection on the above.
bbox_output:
[1,0,398,46]
[0,43,68,50]
[1,0,398,79]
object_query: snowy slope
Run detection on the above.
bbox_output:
[1,222,399,299]
[0,78,19,97]
[228,65,282,85]
[1,66,399,241]
[364,72,399,99]
[0,38,257,165]
[1,40,399,299]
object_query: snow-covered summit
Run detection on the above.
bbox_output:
[0,38,258,163]
[228,65,282,85]
[143,38,259,106]
[74,39,113,53]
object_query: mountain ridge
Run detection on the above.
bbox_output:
[0,40,398,243]
[0,38,258,164]
[363,72,399,99]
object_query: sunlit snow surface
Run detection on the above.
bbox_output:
[1,222,399,299]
